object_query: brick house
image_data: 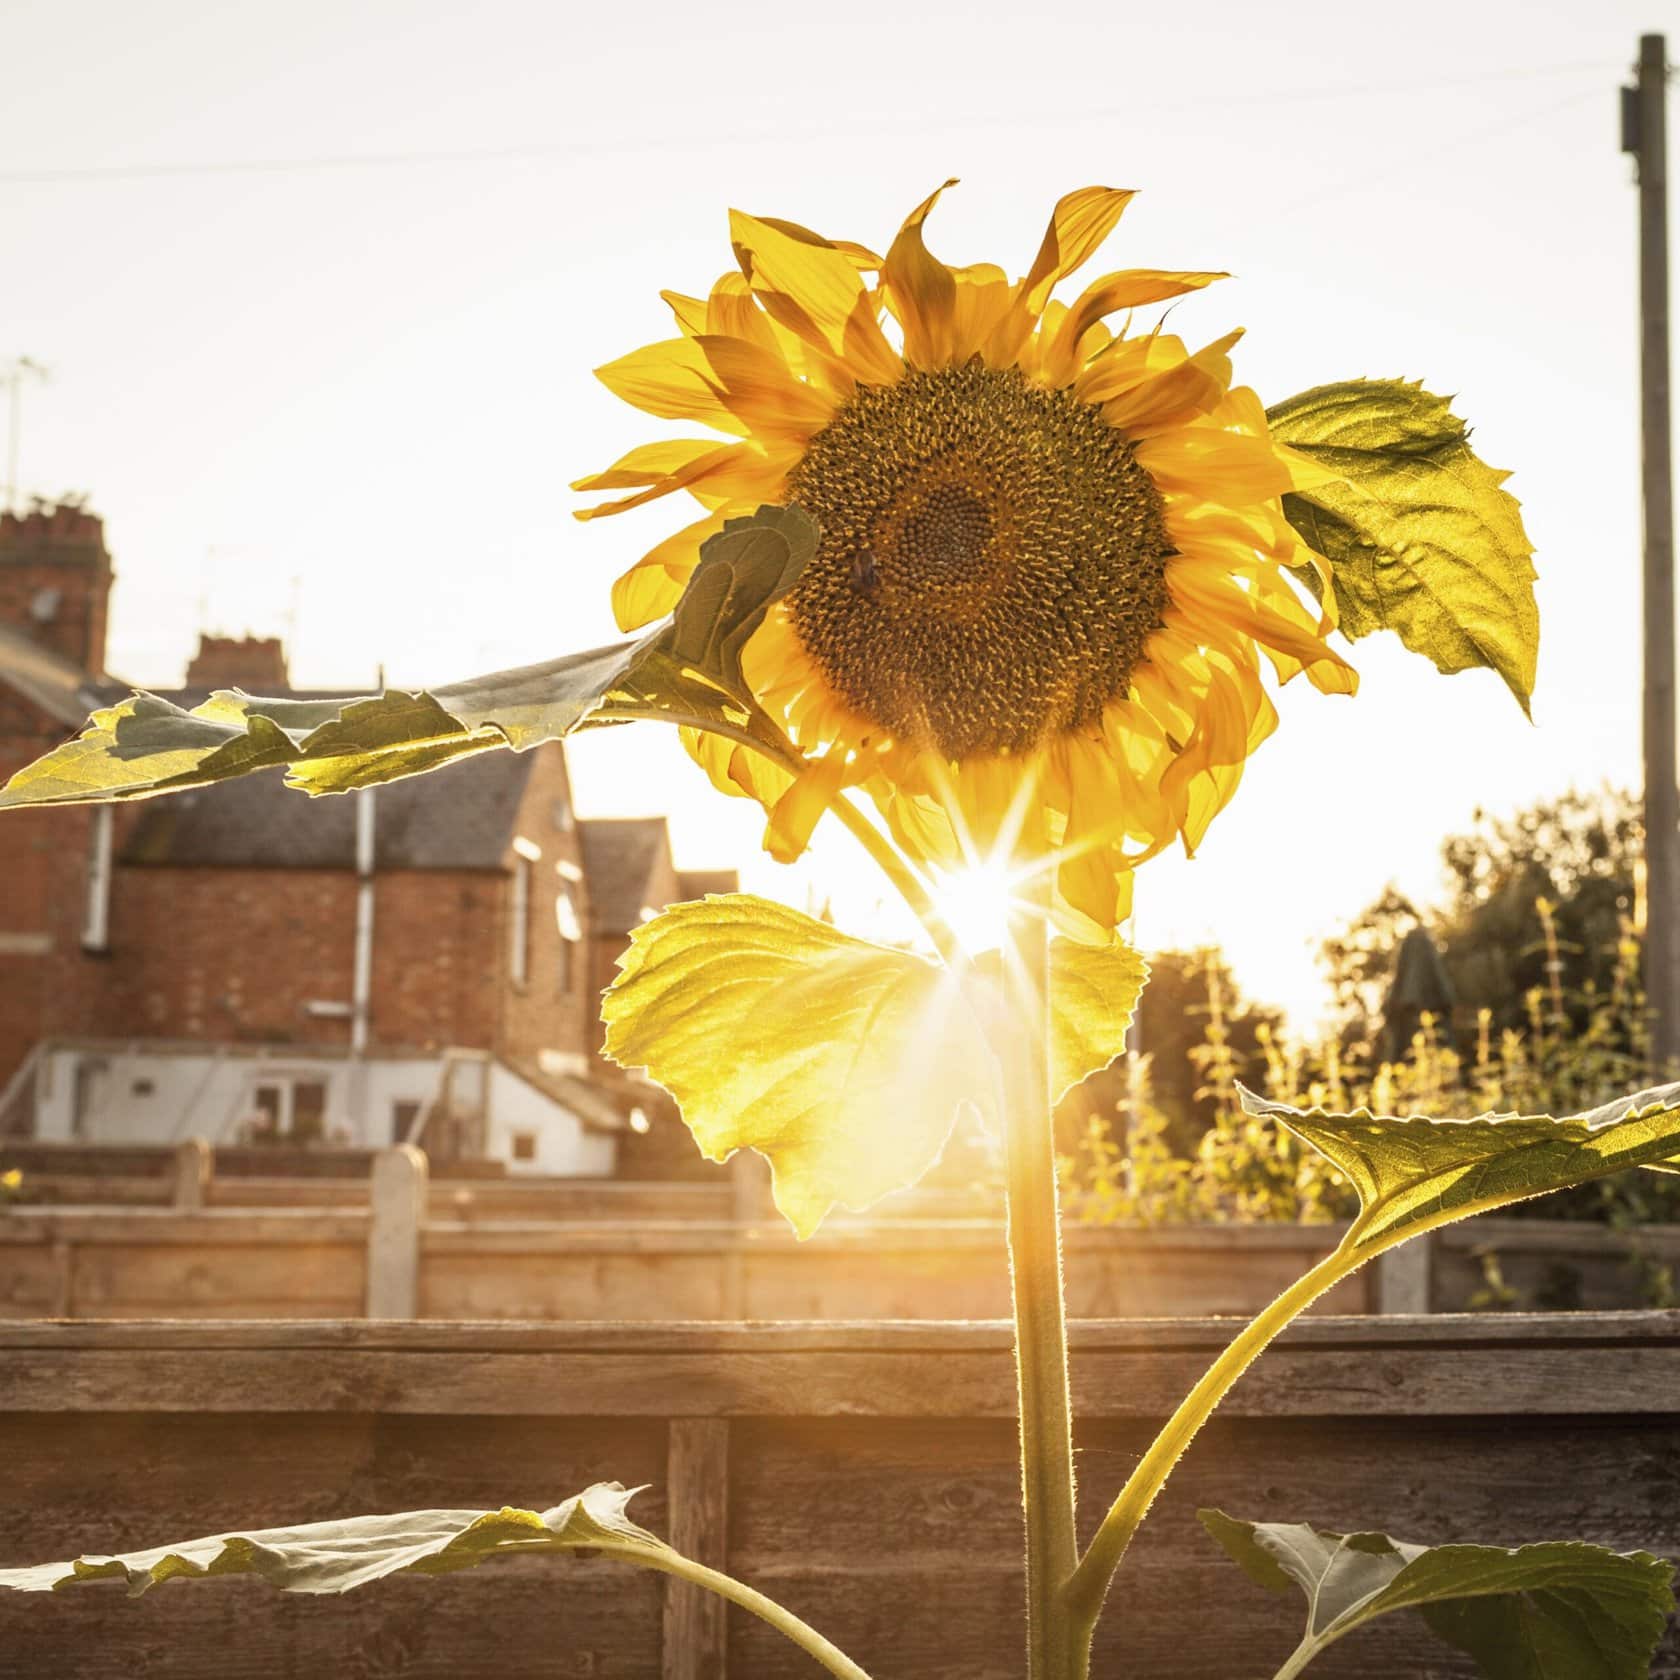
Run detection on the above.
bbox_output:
[0,503,733,1173]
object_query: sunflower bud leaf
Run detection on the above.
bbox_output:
[0,504,816,809]
[1201,1509,1674,1680]
[1237,1080,1680,1252]
[602,892,996,1238]
[1266,379,1537,716]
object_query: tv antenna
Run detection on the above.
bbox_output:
[1,357,50,514]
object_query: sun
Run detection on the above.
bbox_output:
[930,861,1019,957]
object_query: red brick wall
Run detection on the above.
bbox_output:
[0,505,112,676]
[498,746,591,1065]
[182,635,289,691]
[368,871,500,1051]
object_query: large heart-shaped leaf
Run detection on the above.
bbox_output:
[0,505,816,808]
[0,1483,665,1596]
[1202,1509,1674,1680]
[1267,379,1537,715]
[1238,1081,1680,1253]
[602,893,998,1238]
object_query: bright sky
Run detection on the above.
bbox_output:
[2,0,1670,1027]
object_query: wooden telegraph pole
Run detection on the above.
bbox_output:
[1625,35,1678,1073]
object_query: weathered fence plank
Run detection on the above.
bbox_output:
[2,1316,1678,1679]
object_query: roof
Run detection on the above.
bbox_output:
[122,750,538,871]
[577,817,671,933]
[675,869,738,899]
[0,622,107,728]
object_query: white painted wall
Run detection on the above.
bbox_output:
[33,1046,437,1147]
[32,1044,617,1177]
[485,1061,615,1177]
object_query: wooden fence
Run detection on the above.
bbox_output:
[2,1313,1678,1677]
[6,1142,1679,1320]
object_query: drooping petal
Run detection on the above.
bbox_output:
[1101,329,1245,435]
[884,180,960,371]
[1044,269,1228,385]
[729,210,901,385]
[984,186,1136,363]
[764,746,854,863]
[610,508,728,631]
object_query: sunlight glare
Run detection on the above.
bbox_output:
[932,863,1017,957]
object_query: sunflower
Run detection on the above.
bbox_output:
[575,183,1356,939]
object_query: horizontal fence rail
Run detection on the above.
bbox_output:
[5,1144,1680,1320]
[2,1314,1679,1677]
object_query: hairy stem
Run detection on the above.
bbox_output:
[1063,1235,1359,1631]
[1002,881,1082,1680]
[605,1542,873,1680]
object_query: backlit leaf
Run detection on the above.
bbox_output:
[1238,1080,1680,1252]
[602,894,995,1238]
[0,505,817,809]
[1047,936,1148,1101]
[0,1483,668,1596]
[1267,379,1537,715]
[1202,1509,1673,1680]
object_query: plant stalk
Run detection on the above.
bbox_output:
[605,1542,874,1680]
[1002,882,1082,1680]
[1063,1235,1359,1631]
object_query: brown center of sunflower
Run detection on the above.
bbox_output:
[786,364,1174,758]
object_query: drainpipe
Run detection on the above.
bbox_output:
[351,787,376,1056]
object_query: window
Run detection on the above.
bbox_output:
[291,1080,327,1144]
[555,881,581,995]
[511,1130,537,1163]
[510,855,532,987]
[391,1099,421,1145]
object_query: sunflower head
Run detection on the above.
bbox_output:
[575,183,1355,939]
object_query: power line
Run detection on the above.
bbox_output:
[0,60,1620,187]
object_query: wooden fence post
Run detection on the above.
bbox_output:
[663,1418,730,1680]
[1374,1232,1433,1314]
[172,1138,211,1210]
[366,1146,426,1319]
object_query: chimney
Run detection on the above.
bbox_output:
[0,501,114,677]
[184,633,291,692]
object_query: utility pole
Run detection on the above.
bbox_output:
[1,356,49,512]
[1625,36,1678,1074]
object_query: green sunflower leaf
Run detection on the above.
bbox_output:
[601,893,996,1238]
[0,1483,671,1596]
[1047,936,1148,1101]
[1201,1510,1674,1680]
[1265,379,1538,716]
[0,504,817,809]
[1237,1080,1680,1253]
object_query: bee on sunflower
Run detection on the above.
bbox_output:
[575,183,1358,940]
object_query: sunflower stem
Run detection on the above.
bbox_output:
[1002,876,1082,1680]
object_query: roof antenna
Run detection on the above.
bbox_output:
[1,357,50,514]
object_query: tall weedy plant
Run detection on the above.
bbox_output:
[4,184,1677,1677]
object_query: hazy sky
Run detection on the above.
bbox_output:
[2,0,1671,1025]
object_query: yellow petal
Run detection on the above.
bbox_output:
[595,337,748,434]
[695,333,837,444]
[985,186,1136,364]
[765,747,852,863]
[661,289,709,337]
[1135,426,1293,503]
[1043,270,1227,387]
[611,508,727,631]
[1101,328,1244,435]
[884,179,960,370]
[571,438,723,496]
[730,210,901,385]
[949,263,1012,362]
